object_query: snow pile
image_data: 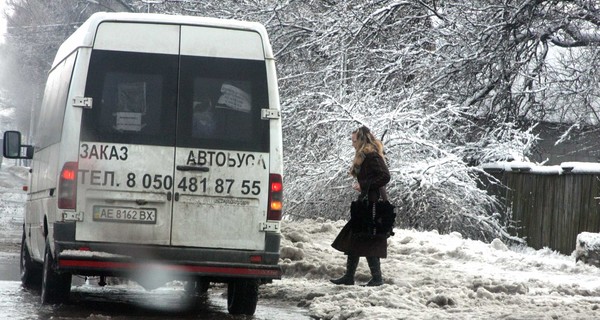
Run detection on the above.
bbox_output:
[263,219,600,319]
[577,232,600,250]
[575,232,600,268]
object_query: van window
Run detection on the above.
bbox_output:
[34,53,77,148]
[177,56,270,152]
[81,50,178,146]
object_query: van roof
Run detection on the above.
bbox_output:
[53,12,274,68]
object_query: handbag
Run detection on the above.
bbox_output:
[351,187,397,238]
[350,198,372,234]
[374,200,396,237]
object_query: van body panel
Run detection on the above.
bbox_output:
[180,25,264,60]
[170,148,268,249]
[94,22,180,54]
[76,143,174,245]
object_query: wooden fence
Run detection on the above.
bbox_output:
[483,169,600,255]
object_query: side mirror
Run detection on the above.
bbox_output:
[3,131,33,159]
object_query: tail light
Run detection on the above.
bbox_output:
[267,174,283,220]
[58,161,78,209]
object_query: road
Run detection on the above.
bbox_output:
[0,249,309,320]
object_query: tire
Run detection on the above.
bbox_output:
[196,279,210,294]
[20,231,42,288]
[40,240,71,304]
[184,278,210,295]
[227,279,259,315]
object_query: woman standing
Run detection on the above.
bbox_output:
[331,126,391,286]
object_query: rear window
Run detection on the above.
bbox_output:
[82,50,178,146]
[177,56,270,152]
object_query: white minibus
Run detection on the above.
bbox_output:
[3,12,283,315]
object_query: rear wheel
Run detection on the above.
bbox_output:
[20,231,42,288]
[227,279,258,315]
[41,240,71,304]
[196,279,210,294]
[184,278,210,295]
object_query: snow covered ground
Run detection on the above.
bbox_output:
[1,162,600,319]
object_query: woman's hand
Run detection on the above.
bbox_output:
[352,183,361,192]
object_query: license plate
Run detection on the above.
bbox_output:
[92,206,157,224]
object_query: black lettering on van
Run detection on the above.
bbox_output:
[100,145,109,159]
[197,151,206,165]
[80,144,89,158]
[120,146,128,160]
[90,170,102,185]
[103,171,115,186]
[257,155,266,169]
[78,169,89,184]
[89,145,99,159]
[79,144,128,161]
[194,150,215,166]
[246,154,255,166]
[236,153,245,168]
[185,150,260,168]
[186,150,197,165]
[206,151,215,165]
[215,152,226,166]
[228,154,236,167]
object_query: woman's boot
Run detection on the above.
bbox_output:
[365,256,383,286]
[330,255,359,285]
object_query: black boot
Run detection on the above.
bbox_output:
[365,257,383,286]
[330,255,359,285]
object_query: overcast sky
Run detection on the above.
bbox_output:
[0,0,6,44]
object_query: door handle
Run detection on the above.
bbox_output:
[174,192,180,201]
[176,165,209,172]
[167,192,172,201]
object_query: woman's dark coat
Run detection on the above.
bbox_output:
[332,152,391,258]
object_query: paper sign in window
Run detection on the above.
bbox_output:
[115,112,144,131]
[216,84,251,113]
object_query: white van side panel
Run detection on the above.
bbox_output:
[265,58,284,176]
[94,22,180,54]
[46,49,89,253]
[29,147,60,259]
[180,26,264,60]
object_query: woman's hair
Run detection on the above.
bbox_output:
[350,126,385,176]
[353,126,384,157]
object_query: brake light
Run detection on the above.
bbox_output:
[267,174,283,220]
[58,161,78,209]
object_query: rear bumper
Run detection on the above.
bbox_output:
[56,252,282,280]
[54,222,282,281]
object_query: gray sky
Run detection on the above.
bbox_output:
[0,0,7,44]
